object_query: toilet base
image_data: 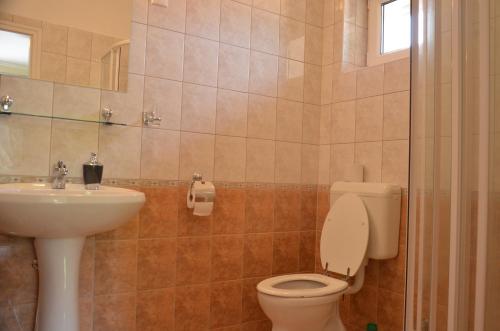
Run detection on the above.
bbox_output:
[259,292,347,331]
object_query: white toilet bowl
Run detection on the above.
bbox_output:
[257,274,348,331]
[256,183,402,331]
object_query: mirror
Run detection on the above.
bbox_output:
[0,0,132,92]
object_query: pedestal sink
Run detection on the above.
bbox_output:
[0,183,145,331]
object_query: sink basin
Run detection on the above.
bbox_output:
[0,182,145,238]
[0,182,145,331]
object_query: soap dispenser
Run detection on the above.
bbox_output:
[83,152,103,190]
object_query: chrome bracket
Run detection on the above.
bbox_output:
[1,95,14,113]
[101,106,113,122]
[143,111,162,127]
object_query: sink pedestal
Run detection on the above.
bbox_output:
[34,237,85,331]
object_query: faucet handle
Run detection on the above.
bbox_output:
[55,161,69,175]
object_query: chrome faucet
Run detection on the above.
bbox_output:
[52,161,69,189]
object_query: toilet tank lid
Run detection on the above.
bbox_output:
[331,182,401,196]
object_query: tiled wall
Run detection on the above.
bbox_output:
[0,182,319,331]
[0,0,326,185]
[319,0,410,188]
[0,0,410,330]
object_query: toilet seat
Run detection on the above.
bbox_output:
[257,274,348,298]
[320,193,369,277]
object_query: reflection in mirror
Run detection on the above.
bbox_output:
[0,0,132,92]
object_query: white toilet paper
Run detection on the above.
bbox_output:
[187,181,215,216]
[344,164,364,182]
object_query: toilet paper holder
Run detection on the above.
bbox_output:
[188,173,215,203]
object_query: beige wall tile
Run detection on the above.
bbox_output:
[214,136,247,182]
[331,100,355,143]
[318,145,330,185]
[382,140,409,187]
[275,141,301,183]
[384,58,411,94]
[279,17,305,61]
[145,27,184,81]
[183,36,219,87]
[302,104,320,144]
[355,26,367,66]
[278,58,304,102]
[132,0,149,24]
[40,52,66,83]
[304,64,322,105]
[181,83,217,133]
[98,125,142,179]
[128,23,147,75]
[91,34,117,62]
[50,120,99,178]
[356,0,368,28]
[306,0,324,26]
[148,0,186,32]
[281,0,306,21]
[141,128,180,180]
[323,0,334,26]
[321,64,333,104]
[247,94,277,139]
[0,116,51,176]
[383,91,410,140]
[53,84,100,120]
[218,44,250,92]
[0,76,53,116]
[143,77,182,130]
[355,96,383,142]
[101,74,145,126]
[246,138,276,183]
[301,144,319,184]
[305,24,323,65]
[322,26,334,65]
[319,105,331,144]
[251,9,280,55]
[220,0,252,48]
[186,0,221,40]
[276,99,303,142]
[42,22,68,55]
[249,51,278,97]
[332,69,356,102]
[216,89,248,137]
[66,57,91,86]
[330,143,355,184]
[179,132,215,180]
[253,0,280,13]
[356,65,384,99]
[355,141,382,182]
[67,28,92,60]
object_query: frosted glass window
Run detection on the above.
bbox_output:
[381,0,411,54]
[0,30,31,77]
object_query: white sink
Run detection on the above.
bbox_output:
[0,182,145,331]
[0,182,145,238]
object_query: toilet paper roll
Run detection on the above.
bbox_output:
[344,164,364,182]
[187,181,215,216]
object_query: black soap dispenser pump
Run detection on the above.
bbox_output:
[83,152,103,190]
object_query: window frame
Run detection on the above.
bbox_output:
[367,0,410,67]
[0,20,41,79]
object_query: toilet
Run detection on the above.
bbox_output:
[257,182,401,331]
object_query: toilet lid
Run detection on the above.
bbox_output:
[320,193,369,276]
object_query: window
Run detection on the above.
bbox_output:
[368,0,411,66]
[0,20,42,79]
[0,30,31,77]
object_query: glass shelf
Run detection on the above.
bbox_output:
[0,111,128,126]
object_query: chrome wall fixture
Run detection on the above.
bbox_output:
[101,106,113,122]
[143,111,162,127]
[0,95,14,113]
